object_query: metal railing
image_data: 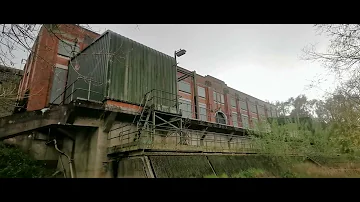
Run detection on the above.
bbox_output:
[145,89,182,114]
[108,127,258,154]
[107,89,183,138]
[51,77,103,105]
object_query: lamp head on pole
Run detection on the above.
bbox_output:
[175,49,186,57]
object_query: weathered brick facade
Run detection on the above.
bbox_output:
[17,24,100,111]
[177,67,278,129]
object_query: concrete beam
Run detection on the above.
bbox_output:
[142,156,155,178]
[57,128,75,140]
[103,112,117,133]
[0,106,70,140]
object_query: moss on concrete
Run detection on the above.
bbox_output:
[118,157,147,178]
[207,155,290,177]
[149,156,214,178]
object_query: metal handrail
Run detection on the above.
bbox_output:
[51,77,103,105]
[107,89,182,134]
[108,127,257,153]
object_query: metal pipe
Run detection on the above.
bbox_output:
[174,51,179,113]
[59,154,68,178]
[193,71,199,120]
[46,139,75,178]
[88,80,91,100]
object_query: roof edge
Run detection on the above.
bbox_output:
[70,30,111,60]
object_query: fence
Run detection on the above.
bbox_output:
[143,89,181,114]
[50,77,103,105]
[107,127,258,154]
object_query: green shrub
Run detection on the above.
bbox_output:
[280,170,298,178]
[0,142,55,178]
[234,168,265,178]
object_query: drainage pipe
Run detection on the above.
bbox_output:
[46,139,75,178]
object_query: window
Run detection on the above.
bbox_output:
[215,112,226,124]
[213,91,224,104]
[241,115,249,129]
[58,40,80,57]
[272,110,277,117]
[198,86,206,98]
[232,112,238,127]
[252,118,258,127]
[266,109,271,117]
[199,103,207,121]
[50,67,67,104]
[179,81,191,94]
[230,98,236,108]
[250,104,257,113]
[179,98,192,118]
[258,106,265,116]
[239,100,247,110]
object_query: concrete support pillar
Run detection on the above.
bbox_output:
[93,125,111,178]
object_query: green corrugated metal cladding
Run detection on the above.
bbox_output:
[66,30,177,112]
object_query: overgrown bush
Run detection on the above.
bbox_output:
[249,118,340,158]
[0,142,55,178]
[204,168,267,178]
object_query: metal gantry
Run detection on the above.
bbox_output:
[133,89,189,145]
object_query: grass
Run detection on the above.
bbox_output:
[291,162,360,178]
[204,168,268,178]
[203,156,360,178]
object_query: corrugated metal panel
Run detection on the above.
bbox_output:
[65,30,177,113]
[65,32,110,103]
[106,31,177,109]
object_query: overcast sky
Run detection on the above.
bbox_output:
[11,24,335,103]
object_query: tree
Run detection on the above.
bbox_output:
[301,24,360,153]
[0,65,22,117]
[275,95,316,119]
[288,95,315,118]
[275,100,292,117]
[312,99,333,123]
[302,24,360,103]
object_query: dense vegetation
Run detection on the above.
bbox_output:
[249,91,360,163]
[251,24,360,158]
[0,142,55,178]
[225,25,360,177]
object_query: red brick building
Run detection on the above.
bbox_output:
[17,24,100,111]
[177,67,278,129]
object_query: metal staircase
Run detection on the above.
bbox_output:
[135,92,152,131]
[107,89,192,150]
[132,89,185,143]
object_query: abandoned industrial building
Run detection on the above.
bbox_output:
[0,24,278,178]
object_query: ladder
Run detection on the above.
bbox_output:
[136,92,152,130]
[133,92,153,141]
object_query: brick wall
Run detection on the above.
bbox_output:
[17,24,100,111]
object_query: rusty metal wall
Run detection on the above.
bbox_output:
[65,30,177,111]
[65,31,110,103]
[106,31,177,108]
